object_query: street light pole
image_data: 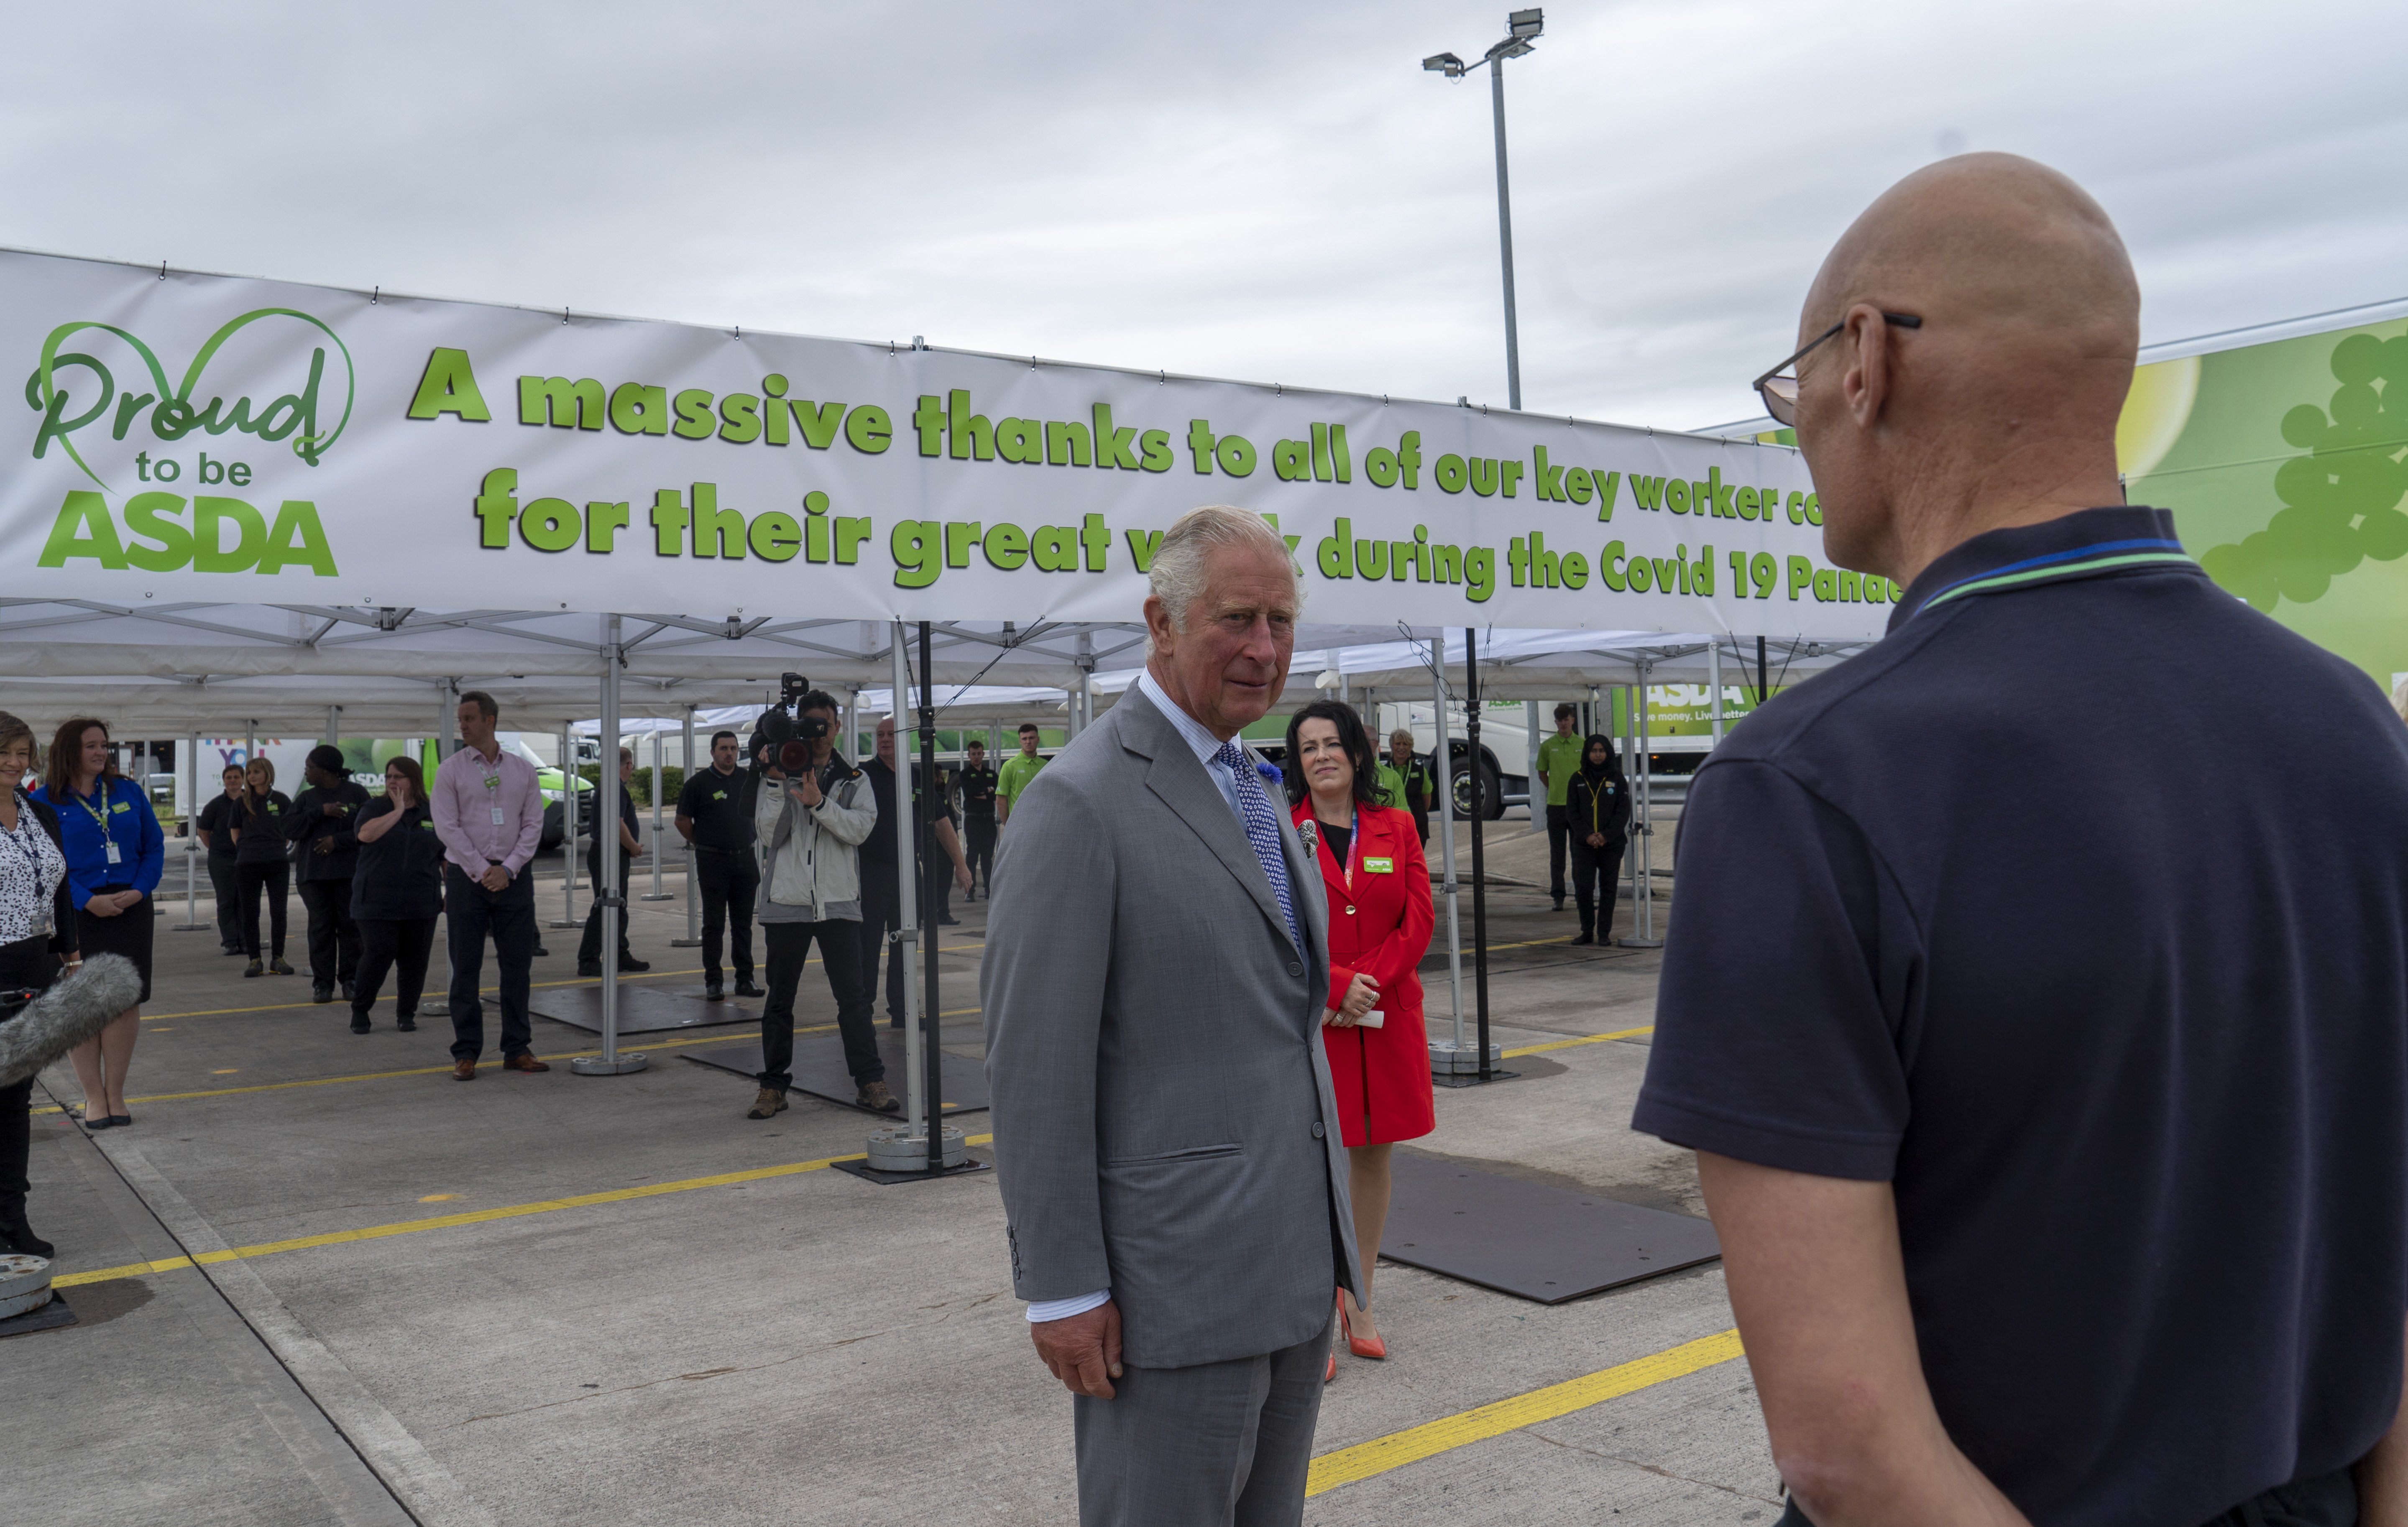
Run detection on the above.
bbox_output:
[1426,8,1544,412]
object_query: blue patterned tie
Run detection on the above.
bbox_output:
[1214,740,1301,952]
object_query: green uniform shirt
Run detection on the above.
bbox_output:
[1374,760,1408,811]
[1535,730,1586,807]
[997,751,1047,814]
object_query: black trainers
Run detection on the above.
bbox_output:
[312,985,334,1004]
[618,956,651,973]
[396,1014,417,1032]
[1571,932,1594,946]
[734,978,763,999]
[577,961,603,978]
[269,956,294,975]
[705,981,725,1002]
[350,1018,371,1034]
[340,981,355,1002]
[243,958,263,978]
[1552,896,1566,912]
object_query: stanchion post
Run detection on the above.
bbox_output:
[1465,627,1493,1082]
[919,621,948,1170]
[1427,634,1468,1075]
[673,705,700,947]
[422,687,455,1018]
[550,720,580,929]
[895,626,926,1141]
[643,729,672,899]
[1619,660,1663,949]
[574,621,646,1076]
[173,730,205,929]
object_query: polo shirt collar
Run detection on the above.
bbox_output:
[1889,506,2200,633]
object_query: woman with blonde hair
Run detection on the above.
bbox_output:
[230,756,295,978]
[30,716,157,1129]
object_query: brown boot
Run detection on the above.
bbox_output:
[856,1080,900,1113]
[452,1059,476,1081]
[747,1087,788,1120]
[501,1053,551,1074]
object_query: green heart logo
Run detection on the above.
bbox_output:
[23,308,356,493]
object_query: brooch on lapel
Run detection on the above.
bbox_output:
[1297,819,1319,861]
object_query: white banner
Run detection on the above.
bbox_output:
[4,248,1890,638]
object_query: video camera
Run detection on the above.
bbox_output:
[749,672,832,776]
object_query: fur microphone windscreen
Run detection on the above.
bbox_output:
[0,955,141,1088]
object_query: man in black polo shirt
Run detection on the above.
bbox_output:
[956,738,997,901]
[1634,153,2408,1527]
[675,730,761,1002]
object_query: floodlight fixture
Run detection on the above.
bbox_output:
[1423,51,1465,76]
[1508,8,1544,40]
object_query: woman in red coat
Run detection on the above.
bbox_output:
[1284,700,1435,1368]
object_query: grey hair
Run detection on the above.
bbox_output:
[1148,505,1300,631]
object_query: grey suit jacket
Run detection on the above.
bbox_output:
[983,684,1364,1370]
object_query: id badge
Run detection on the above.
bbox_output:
[1363,856,1393,874]
[105,842,123,865]
[491,806,506,825]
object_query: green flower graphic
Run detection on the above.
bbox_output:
[2198,331,2408,611]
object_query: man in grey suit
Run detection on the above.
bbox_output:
[984,503,1363,1527]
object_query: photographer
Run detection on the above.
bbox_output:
[746,689,889,1121]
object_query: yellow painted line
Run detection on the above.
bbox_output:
[1501,1024,1655,1059]
[56,1131,997,1290]
[31,1025,838,1114]
[1305,1329,1746,1496]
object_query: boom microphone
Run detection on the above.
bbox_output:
[0,955,142,1088]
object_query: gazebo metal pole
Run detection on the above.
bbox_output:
[173,731,204,929]
[423,687,455,1017]
[892,624,926,1146]
[1710,641,1725,745]
[573,621,646,1075]
[1465,627,1493,1082]
[673,705,700,947]
[919,620,946,1171]
[643,729,672,899]
[551,720,580,929]
[1621,661,1663,949]
[1427,634,1465,1071]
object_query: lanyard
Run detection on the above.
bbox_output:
[74,778,114,848]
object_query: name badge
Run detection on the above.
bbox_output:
[105,843,123,865]
[491,807,506,825]
[1363,856,1393,873]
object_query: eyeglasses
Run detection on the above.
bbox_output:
[1753,312,1923,427]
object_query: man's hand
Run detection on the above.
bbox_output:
[954,861,973,892]
[1031,1300,1123,1399]
[479,864,509,892]
[314,838,335,855]
[322,801,346,817]
[788,771,823,809]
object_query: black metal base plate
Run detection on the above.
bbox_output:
[528,983,752,1034]
[680,1029,990,1116]
[830,1156,994,1187]
[0,1290,77,1338]
[1378,1153,1720,1304]
[1430,1067,1521,1089]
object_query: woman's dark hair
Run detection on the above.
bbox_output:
[1582,732,1625,777]
[383,755,425,802]
[45,717,113,798]
[1282,700,1380,809]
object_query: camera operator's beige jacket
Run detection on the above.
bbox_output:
[753,761,877,922]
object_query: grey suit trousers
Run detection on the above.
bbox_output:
[1074,1315,1334,1527]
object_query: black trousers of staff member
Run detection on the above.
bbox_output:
[577,845,634,968]
[352,917,436,1024]
[0,935,56,1249]
[445,864,537,1062]
[858,870,907,1024]
[1545,803,1573,901]
[207,854,241,950]
[298,878,360,989]
[693,847,758,986]
[1568,838,1625,940]
[757,919,879,1092]
[239,861,289,959]
[964,815,995,897]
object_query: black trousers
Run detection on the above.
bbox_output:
[858,873,906,1021]
[693,848,758,984]
[758,919,878,1090]
[1775,1463,2356,1526]
[964,815,995,894]
[297,876,360,987]
[0,935,56,1232]
[238,860,289,958]
[353,917,436,1021]
[207,854,242,948]
[1568,838,1624,938]
[445,865,537,1061]
[1545,803,1572,898]
[577,845,634,966]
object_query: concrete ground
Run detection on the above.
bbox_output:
[11,820,1777,1527]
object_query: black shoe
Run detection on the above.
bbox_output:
[734,978,763,999]
[222,945,245,956]
[270,956,295,975]
[79,1111,114,1131]
[1572,932,1594,946]
[938,914,960,926]
[1552,896,1566,912]
[0,1218,55,1259]
[705,982,725,1002]
[533,945,551,958]
[396,1015,417,1032]
[618,956,651,973]
[243,958,263,978]
[577,961,603,978]
[313,985,334,1004]
[340,981,355,1002]
[350,1019,371,1034]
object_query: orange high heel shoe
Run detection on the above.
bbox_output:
[1338,1292,1387,1360]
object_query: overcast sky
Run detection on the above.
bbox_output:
[4,0,2402,430]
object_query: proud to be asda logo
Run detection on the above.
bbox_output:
[21,308,356,577]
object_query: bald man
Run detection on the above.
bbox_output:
[1635,155,2408,1527]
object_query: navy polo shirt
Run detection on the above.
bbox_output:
[1633,507,2408,1527]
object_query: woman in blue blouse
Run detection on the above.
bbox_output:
[31,718,161,1129]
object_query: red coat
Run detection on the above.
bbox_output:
[1295,800,1436,1146]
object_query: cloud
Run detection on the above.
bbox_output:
[0,0,2398,432]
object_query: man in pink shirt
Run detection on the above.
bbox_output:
[431,690,547,1081]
